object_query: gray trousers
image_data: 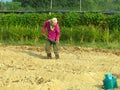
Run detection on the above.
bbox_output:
[45,40,59,56]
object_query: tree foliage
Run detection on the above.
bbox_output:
[10,0,120,11]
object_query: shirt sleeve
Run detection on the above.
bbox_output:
[42,21,48,35]
[55,24,60,41]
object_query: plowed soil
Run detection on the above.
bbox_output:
[0,45,120,90]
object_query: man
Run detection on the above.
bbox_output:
[42,18,60,59]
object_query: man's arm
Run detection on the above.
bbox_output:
[55,24,60,43]
[42,21,48,37]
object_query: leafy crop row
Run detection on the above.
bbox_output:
[0,13,120,44]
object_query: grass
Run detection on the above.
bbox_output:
[0,40,120,50]
[59,41,120,50]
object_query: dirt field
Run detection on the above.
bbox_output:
[0,45,120,90]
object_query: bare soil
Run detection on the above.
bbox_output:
[0,45,120,90]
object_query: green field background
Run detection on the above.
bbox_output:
[0,13,120,49]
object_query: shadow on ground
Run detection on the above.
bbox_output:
[21,51,47,59]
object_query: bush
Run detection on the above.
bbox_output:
[0,13,120,45]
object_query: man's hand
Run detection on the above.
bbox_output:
[42,33,45,37]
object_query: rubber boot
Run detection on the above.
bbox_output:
[55,54,59,59]
[47,53,52,59]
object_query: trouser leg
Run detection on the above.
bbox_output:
[53,43,59,59]
[45,40,52,59]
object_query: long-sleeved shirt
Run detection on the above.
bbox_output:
[42,20,60,41]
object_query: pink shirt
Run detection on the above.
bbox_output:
[42,20,60,41]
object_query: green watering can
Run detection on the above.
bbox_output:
[103,73,118,90]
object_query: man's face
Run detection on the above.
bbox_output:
[51,21,56,26]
